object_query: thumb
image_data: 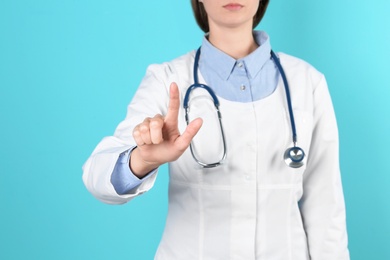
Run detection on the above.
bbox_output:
[174,118,203,152]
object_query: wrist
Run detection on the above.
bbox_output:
[129,148,160,178]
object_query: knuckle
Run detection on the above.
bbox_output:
[150,117,164,128]
[133,129,140,137]
[143,117,151,124]
[140,124,150,132]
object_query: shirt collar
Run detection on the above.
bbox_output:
[200,31,272,80]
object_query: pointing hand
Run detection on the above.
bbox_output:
[130,82,203,177]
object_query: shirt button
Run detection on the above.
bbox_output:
[240,84,246,91]
[237,62,243,68]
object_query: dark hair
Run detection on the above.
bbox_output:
[190,0,270,33]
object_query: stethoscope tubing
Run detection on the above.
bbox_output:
[184,48,305,168]
[270,51,298,145]
[183,48,227,168]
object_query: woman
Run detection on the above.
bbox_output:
[83,0,350,259]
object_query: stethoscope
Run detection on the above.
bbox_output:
[183,48,305,169]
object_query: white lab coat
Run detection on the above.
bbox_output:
[83,51,350,259]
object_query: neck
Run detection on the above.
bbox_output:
[208,26,258,59]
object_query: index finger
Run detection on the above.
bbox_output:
[164,82,180,128]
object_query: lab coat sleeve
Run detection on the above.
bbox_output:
[82,64,172,204]
[300,75,350,259]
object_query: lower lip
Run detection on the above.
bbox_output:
[224,4,243,11]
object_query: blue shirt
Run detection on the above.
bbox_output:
[111,31,279,195]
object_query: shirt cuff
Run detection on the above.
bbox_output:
[110,147,157,195]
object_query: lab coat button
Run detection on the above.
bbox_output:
[245,175,250,181]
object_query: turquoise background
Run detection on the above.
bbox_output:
[1,0,389,259]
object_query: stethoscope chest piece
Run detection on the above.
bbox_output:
[284,146,305,168]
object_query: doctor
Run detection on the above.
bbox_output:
[83,0,350,259]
